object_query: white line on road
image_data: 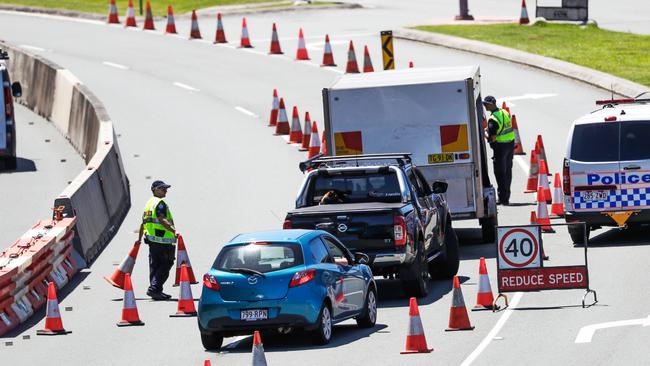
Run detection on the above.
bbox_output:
[172,82,200,92]
[515,155,530,175]
[19,44,46,52]
[460,292,523,366]
[102,61,129,70]
[500,93,558,102]
[0,10,103,25]
[575,315,650,343]
[235,106,258,118]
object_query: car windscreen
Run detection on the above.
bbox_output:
[308,171,402,206]
[213,243,304,273]
[570,123,619,162]
[620,121,650,161]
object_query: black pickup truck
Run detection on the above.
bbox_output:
[283,154,459,298]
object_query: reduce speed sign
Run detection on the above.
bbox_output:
[497,226,542,270]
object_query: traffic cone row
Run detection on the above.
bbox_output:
[107,0,119,24]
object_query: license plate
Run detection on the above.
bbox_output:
[582,191,608,201]
[240,309,268,321]
[428,153,454,164]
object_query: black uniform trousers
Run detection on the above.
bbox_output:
[147,242,175,294]
[492,141,515,203]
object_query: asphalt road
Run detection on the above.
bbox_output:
[1,2,649,365]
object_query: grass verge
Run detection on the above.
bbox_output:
[416,22,650,87]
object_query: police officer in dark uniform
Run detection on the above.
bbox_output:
[483,96,515,205]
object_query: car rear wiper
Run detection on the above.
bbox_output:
[229,267,267,278]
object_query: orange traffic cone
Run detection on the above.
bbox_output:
[321,34,336,67]
[300,112,312,151]
[105,241,140,289]
[117,274,144,326]
[165,5,177,34]
[274,98,290,135]
[346,40,360,74]
[473,257,497,310]
[296,28,309,60]
[214,13,227,43]
[37,282,71,335]
[170,264,197,317]
[107,0,120,24]
[269,23,283,54]
[142,0,155,30]
[189,10,202,39]
[268,89,279,127]
[512,115,526,155]
[400,297,433,354]
[288,106,303,144]
[530,210,538,225]
[125,0,137,27]
[525,149,539,193]
[409,61,414,68]
[321,131,328,156]
[538,159,552,203]
[362,45,374,73]
[240,17,252,48]
[535,135,550,175]
[519,0,530,25]
[550,173,565,217]
[174,235,198,286]
[252,330,268,365]
[204,360,212,366]
[308,122,321,159]
[446,276,474,331]
[536,187,555,233]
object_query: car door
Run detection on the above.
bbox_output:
[321,235,366,318]
[415,168,443,250]
[618,120,650,210]
[406,168,436,252]
[308,237,345,319]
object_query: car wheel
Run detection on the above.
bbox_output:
[480,216,497,244]
[312,303,332,345]
[356,287,377,328]
[400,242,428,298]
[568,224,590,244]
[200,333,223,351]
[429,218,460,279]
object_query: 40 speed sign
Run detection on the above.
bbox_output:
[497,226,542,269]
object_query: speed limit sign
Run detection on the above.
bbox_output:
[497,226,542,269]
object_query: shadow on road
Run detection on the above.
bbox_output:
[376,275,470,308]
[0,157,36,173]
[456,228,486,246]
[583,226,650,248]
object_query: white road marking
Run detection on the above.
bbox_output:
[459,292,523,366]
[500,93,558,102]
[222,335,249,349]
[234,106,258,118]
[575,315,650,343]
[102,61,129,70]
[172,82,200,92]
[305,39,349,50]
[515,155,530,175]
[0,10,103,25]
[19,44,46,52]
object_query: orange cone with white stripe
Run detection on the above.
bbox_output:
[346,40,360,73]
[174,234,198,286]
[107,0,120,24]
[300,112,312,151]
[363,45,374,73]
[105,241,140,289]
[525,149,539,193]
[269,23,283,54]
[240,17,252,48]
[308,122,321,159]
[165,5,177,34]
[296,28,309,60]
[535,135,550,174]
[125,0,137,27]
[214,13,227,43]
[117,274,144,326]
[409,61,414,68]
[551,173,565,217]
[170,264,197,317]
[252,330,268,365]
[274,98,290,135]
[400,297,433,354]
[37,282,71,335]
[512,115,526,155]
[473,257,497,310]
[142,0,155,30]
[538,159,552,203]
[268,89,279,127]
[536,187,555,233]
[530,210,538,225]
[189,10,202,39]
[321,34,336,67]
[446,276,474,331]
[288,106,303,144]
[519,0,530,25]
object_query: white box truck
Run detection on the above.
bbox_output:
[322,66,498,242]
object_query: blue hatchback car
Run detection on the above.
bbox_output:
[198,229,377,350]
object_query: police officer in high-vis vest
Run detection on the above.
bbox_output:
[137,180,176,300]
[483,96,515,206]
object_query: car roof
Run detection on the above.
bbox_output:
[574,103,650,125]
[228,229,321,245]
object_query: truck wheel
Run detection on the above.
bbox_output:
[312,303,333,345]
[568,225,590,244]
[200,333,223,351]
[356,286,377,328]
[400,243,428,298]
[480,216,497,244]
[429,219,459,279]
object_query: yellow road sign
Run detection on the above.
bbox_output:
[380,30,394,70]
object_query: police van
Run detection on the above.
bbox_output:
[0,49,22,170]
[563,96,650,243]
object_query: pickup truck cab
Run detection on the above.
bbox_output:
[284,153,460,298]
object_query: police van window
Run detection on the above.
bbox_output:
[620,121,650,161]
[570,123,619,162]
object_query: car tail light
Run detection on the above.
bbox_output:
[604,116,617,122]
[203,274,220,291]
[3,83,12,120]
[393,215,407,246]
[289,269,316,288]
[283,219,292,229]
[562,158,571,196]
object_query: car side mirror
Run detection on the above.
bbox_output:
[354,252,369,265]
[431,181,448,194]
[11,82,21,98]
